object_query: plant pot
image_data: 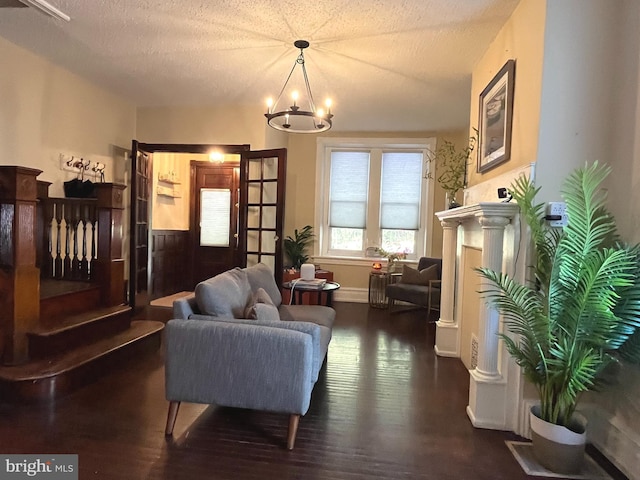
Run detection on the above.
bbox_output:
[529,405,587,474]
[446,192,461,209]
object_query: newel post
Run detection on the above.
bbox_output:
[92,183,127,307]
[0,166,42,365]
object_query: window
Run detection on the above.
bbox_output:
[316,138,436,261]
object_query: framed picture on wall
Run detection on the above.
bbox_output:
[477,59,516,173]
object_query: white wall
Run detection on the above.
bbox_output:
[535,0,618,203]
[0,36,136,196]
[607,0,640,242]
[136,105,270,150]
[581,2,640,479]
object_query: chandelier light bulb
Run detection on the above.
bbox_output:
[266,97,274,113]
[325,98,332,114]
[317,108,325,118]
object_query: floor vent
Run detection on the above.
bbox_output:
[470,334,479,370]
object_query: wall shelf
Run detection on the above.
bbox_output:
[158,173,181,184]
[157,185,181,198]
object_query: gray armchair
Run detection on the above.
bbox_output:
[385,257,442,314]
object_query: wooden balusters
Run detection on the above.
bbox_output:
[38,198,99,281]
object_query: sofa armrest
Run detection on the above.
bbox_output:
[429,280,441,288]
[165,319,314,415]
[180,316,327,382]
[173,295,198,319]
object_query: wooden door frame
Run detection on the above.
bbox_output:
[128,142,250,307]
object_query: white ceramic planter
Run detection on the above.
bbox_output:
[529,406,587,474]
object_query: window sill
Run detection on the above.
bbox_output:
[312,255,418,268]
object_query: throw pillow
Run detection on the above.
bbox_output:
[244,287,277,319]
[400,264,438,286]
[249,303,281,322]
[244,263,283,306]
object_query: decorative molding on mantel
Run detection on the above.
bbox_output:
[436,202,520,222]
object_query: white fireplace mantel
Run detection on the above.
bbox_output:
[435,201,521,430]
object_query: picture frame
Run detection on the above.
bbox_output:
[477,59,515,173]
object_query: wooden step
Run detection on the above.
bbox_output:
[0,320,164,403]
[40,279,102,322]
[28,305,132,359]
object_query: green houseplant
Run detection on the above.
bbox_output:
[476,162,640,472]
[426,131,477,208]
[284,225,314,270]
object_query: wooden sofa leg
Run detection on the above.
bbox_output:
[287,414,300,450]
[165,401,181,436]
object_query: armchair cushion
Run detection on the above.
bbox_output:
[400,264,438,285]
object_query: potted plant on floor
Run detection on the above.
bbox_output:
[476,162,640,474]
[284,225,314,270]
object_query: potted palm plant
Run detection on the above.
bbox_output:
[476,162,640,474]
[284,225,314,270]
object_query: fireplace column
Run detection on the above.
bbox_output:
[474,215,510,379]
[434,218,460,357]
[467,213,512,429]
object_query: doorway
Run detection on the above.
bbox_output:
[128,142,286,309]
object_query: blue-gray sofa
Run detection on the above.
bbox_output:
[164,263,335,449]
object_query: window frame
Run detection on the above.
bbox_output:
[314,137,437,264]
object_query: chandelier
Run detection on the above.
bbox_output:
[265,40,333,134]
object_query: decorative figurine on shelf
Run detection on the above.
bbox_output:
[372,262,383,271]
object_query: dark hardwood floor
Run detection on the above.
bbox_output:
[0,303,617,479]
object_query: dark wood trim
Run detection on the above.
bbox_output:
[151,230,189,298]
[0,166,42,365]
[135,143,250,154]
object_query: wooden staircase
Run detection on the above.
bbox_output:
[0,166,163,403]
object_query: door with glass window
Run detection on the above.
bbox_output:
[191,163,240,285]
[239,149,287,285]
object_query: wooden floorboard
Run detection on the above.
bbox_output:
[0,303,625,479]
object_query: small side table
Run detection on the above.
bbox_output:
[368,272,387,308]
[282,281,341,307]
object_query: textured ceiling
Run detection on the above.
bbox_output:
[0,0,520,132]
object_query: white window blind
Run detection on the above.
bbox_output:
[329,151,369,228]
[200,188,231,247]
[380,152,423,230]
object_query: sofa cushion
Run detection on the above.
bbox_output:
[245,263,282,306]
[400,264,438,285]
[278,304,336,329]
[195,267,252,318]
